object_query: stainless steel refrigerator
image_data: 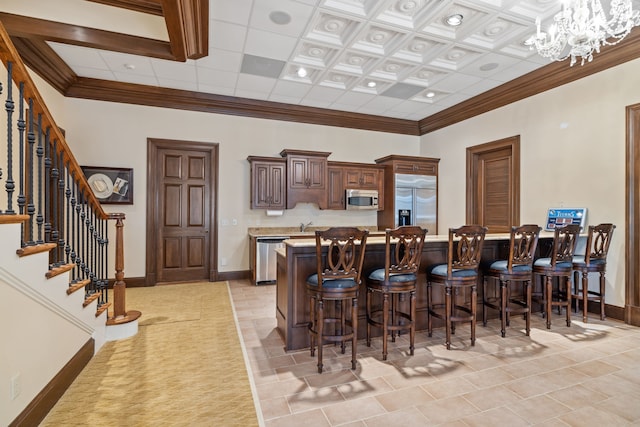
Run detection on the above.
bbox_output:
[394,173,437,234]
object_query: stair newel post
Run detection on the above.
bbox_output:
[110,212,126,318]
[106,211,141,329]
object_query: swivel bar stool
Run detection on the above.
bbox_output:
[427,225,487,350]
[306,227,368,373]
[532,224,580,329]
[572,223,615,322]
[366,226,427,360]
[482,224,541,337]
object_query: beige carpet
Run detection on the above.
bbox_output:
[40,281,260,427]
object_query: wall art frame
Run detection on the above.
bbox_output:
[81,166,133,204]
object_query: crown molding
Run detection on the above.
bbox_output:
[418,30,640,135]
[65,77,421,135]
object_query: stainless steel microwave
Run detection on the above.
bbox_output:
[345,189,379,210]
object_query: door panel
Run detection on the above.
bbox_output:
[165,184,181,226]
[188,185,204,226]
[467,137,520,233]
[481,153,511,229]
[147,139,218,284]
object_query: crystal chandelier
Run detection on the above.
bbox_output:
[526,0,640,66]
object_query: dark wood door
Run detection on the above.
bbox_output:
[467,136,520,233]
[147,139,218,284]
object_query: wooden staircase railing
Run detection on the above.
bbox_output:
[0,20,134,324]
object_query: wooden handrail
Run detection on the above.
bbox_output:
[0,21,106,219]
[0,19,137,331]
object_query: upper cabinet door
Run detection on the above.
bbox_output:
[248,157,286,209]
[280,149,331,209]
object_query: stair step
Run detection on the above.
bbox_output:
[16,242,57,257]
[83,292,100,308]
[46,263,76,279]
[67,279,92,295]
[96,302,112,317]
[0,214,29,224]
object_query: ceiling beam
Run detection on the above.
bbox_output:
[0,12,174,60]
[11,37,77,93]
[161,0,208,60]
[85,0,164,16]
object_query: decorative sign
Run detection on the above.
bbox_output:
[545,208,587,231]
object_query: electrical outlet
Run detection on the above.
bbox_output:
[10,373,21,400]
[220,257,227,266]
[232,218,238,226]
[221,219,229,226]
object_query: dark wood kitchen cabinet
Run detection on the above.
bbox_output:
[345,167,380,189]
[326,161,384,210]
[247,156,286,209]
[280,149,331,209]
[327,165,345,209]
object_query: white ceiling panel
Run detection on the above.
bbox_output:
[25,0,640,120]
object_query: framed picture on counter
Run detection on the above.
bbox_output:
[81,166,133,204]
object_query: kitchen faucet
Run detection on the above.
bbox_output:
[300,221,312,232]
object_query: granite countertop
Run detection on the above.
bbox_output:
[281,231,559,247]
[248,226,382,238]
[251,227,558,242]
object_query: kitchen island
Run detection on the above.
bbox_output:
[276,233,556,351]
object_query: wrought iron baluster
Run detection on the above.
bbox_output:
[55,148,65,265]
[43,127,51,246]
[99,217,108,305]
[103,218,109,306]
[76,188,85,282]
[4,61,15,214]
[17,82,26,244]
[25,99,36,245]
[65,168,72,265]
[87,206,99,293]
[50,139,60,266]
[70,180,78,282]
[35,114,44,243]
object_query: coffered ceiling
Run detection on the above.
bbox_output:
[2,0,640,135]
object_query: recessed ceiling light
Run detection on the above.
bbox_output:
[445,13,463,26]
[269,11,291,25]
[297,67,308,78]
[123,63,136,70]
[367,81,377,88]
[479,62,499,71]
[426,91,435,98]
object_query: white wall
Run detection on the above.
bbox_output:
[0,276,90,426]
[49,97,420,277]
[421,57,640,308]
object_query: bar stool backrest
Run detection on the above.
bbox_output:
[447,225,488,277]
[549,224,581,267]
[385,226,427,279]
[584,223,616,266]
[315,227,369,288]
[508,224,542,271]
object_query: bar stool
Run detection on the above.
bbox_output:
[482,224,541,337]
[427,225,487,350]
[532,224,580,329]
[572,223,615,322]
[306,227,368,373]
[365,226,427,360]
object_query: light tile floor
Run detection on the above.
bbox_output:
[228,280,640,426]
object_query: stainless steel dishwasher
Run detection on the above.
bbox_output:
[255,237,288,284]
